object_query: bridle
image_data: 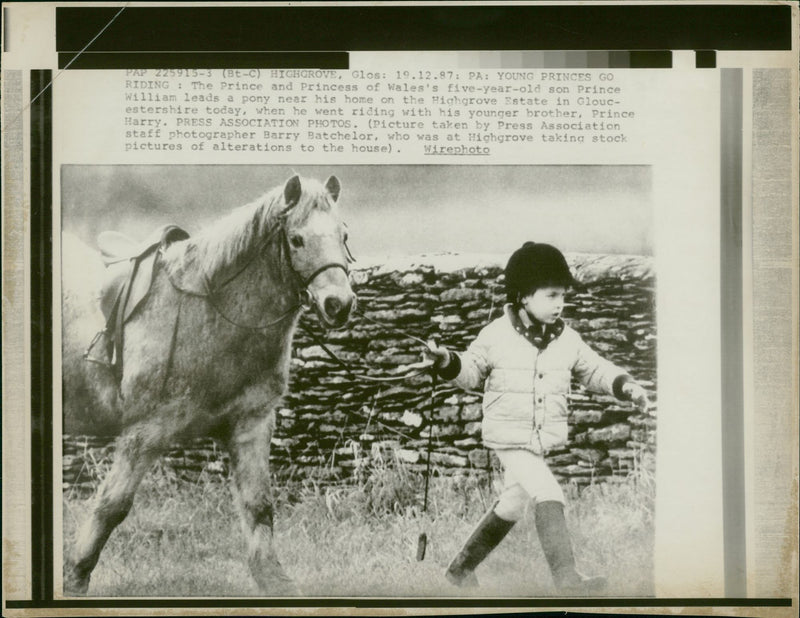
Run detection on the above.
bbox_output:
[278,218,355,323]
[169,198,354,332]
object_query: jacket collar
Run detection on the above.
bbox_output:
[504,303,564,350]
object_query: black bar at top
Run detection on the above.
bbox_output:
[58,52,349,70]
[30,69,54,602]
[57,51,676,71]
[56,5,791,54]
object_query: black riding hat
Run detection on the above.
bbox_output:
[504,242,578,304]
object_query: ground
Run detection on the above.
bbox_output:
[62,456,654,598]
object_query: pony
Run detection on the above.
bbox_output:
[61,174,355,595]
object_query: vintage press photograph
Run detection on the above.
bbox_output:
[60,164,655,597]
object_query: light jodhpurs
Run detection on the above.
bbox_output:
[493,448,565,522]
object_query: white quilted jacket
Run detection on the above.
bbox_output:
[451,305,630,454]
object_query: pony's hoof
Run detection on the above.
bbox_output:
[254,573,301,597]
[287,582,302,596]
[63,567,90,596]
[257,581,301,597]
[277,577,302,597]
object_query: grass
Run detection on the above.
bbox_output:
[62,449,655,598]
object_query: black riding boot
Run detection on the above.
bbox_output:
[534,500,607,596]
[446,508,515,587]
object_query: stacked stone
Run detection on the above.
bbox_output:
[63,253,656,490]
[63,435,116,494]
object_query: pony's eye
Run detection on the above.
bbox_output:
[289,235,304,248]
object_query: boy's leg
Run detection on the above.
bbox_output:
[445,504,516,587]
[495,450,606,595]
[534,500,607,595]
[445,452,528,587]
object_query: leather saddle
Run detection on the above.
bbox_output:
[91,224,189,377]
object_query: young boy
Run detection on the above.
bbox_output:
[427,241,649,595]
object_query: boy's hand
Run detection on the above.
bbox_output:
[424,340,451,369]
[622,382,649,413]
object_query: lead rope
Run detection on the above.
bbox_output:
[298,320,434,383]
[355,307,432,347]
[417,370,437,561]
[300,311,441,560]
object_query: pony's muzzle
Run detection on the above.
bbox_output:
[322,294,354,328]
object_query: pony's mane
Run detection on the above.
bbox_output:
[187,177,334,280]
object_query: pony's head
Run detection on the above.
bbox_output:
[185,174,356,330]
[278,174,355,328]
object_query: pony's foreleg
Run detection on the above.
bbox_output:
[64,428,160,595]
[228,412,298,596]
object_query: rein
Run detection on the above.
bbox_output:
[298,308,435,384]
[299,305,442,561]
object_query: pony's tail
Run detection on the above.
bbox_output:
[62,233,120,432]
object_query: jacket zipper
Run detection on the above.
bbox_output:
[531,347,545,453]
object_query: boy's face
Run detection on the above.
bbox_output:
[521,285,566,324]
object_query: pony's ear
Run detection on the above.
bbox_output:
[325,175,341,203]
[284,175,302,209]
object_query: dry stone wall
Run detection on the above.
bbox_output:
[63,253,656,492]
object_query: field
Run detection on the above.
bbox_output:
[62,452,655,598]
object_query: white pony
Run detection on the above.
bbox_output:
[62,175,355,595]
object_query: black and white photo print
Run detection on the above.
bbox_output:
[59,164,655,597]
